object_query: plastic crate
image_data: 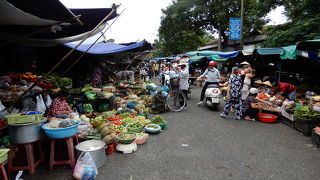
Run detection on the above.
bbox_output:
[312,130,320,148]
[295,119,320,136]
[280,116,295,128]
[5,112,44,124]
[0,149,9,164]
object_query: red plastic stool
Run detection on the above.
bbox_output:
[0,163,8,180]
[8,141,44,175]
[49,136,78,170]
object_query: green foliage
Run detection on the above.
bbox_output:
[156,0,279,54]
[263,0,320,47]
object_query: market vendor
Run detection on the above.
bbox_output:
[48,90,71,118]
[242,88,262,121]
[272,81,296,101]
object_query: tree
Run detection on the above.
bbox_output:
[157,0,280,54]
[263,0,320,47]
[156,0,209,56]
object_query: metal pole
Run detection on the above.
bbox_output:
[240,0,244,50]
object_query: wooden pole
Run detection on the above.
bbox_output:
[240,0,244,50]
[2,5,120,112]
[61,7,125,76]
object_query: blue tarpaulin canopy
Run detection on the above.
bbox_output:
[64,40,152,55]
[218,51,239,58]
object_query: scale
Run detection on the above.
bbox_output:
[116,142,137,154]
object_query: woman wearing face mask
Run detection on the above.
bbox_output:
[197,61,221,106]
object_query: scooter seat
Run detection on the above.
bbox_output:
[208,84,220,88]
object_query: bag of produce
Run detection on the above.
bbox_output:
[73,152,98,180]
[146,83,157,91]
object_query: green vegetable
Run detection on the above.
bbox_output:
[57,77,72,88]
[83,103,93,113]
[150,115,167,124]
[98,103,109,111]
[85,91,96,100]
[294,106,320,120]
[119,112,132,118]
[82,84,93,92]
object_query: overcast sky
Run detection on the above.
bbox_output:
[60,0,287,44]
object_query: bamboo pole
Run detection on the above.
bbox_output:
[61,7,125,76]
[2,5,120,112]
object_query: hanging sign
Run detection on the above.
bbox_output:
[229,18,241,40]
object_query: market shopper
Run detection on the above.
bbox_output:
[241,69,257,101]
[197,61,221,106]
[48,90,71,118]
[272,81,296,101]
[175,62,189,107]
[220,67,242,120]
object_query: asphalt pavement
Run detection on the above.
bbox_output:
[23,80,320,180]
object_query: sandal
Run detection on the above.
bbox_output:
[196,102,203,106]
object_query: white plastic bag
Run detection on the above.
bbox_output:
[35,95,46,112]
[45,94,52,107]
[0,101,5,111]
[73,152,98,180]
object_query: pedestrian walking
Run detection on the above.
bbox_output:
[220,67,243,120]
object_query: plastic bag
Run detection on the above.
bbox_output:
[46,94,52,107]
[71,108,80,120]
[0,101,5,111]
[73,152,98,180]
[35,95,46,112]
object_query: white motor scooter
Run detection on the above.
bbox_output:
[204,84,221,110]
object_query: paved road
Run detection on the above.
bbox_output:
[24,83,320,180]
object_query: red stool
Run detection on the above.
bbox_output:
[49,136,78,170]
[8,141,44,175]
[0,163,8,180]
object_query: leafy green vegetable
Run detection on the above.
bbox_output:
[83,104,93,114]
[151,115,167,124]
[294,106,320,120]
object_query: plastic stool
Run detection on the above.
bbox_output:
[0,163,8,180]
[49,136,78,170]
[8,141,44,175]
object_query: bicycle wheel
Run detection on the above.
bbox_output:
[166,90,186,112]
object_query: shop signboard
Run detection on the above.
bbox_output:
[229,18,241,40]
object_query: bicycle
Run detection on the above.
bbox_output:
[165,77,187,112]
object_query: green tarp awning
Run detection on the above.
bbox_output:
[280,45,297,60]
[257,48,284,55]
[189,56,205,63]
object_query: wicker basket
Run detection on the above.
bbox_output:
[0,149,9,164]
[5,112,44,124]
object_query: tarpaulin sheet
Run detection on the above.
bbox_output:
[257,48,284,55]
[189,56,205,63]
[217,51,239,58]
[280,45,297,60]
[0,0,117,46]
[210,56,228,61]
[64,40,149,55]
